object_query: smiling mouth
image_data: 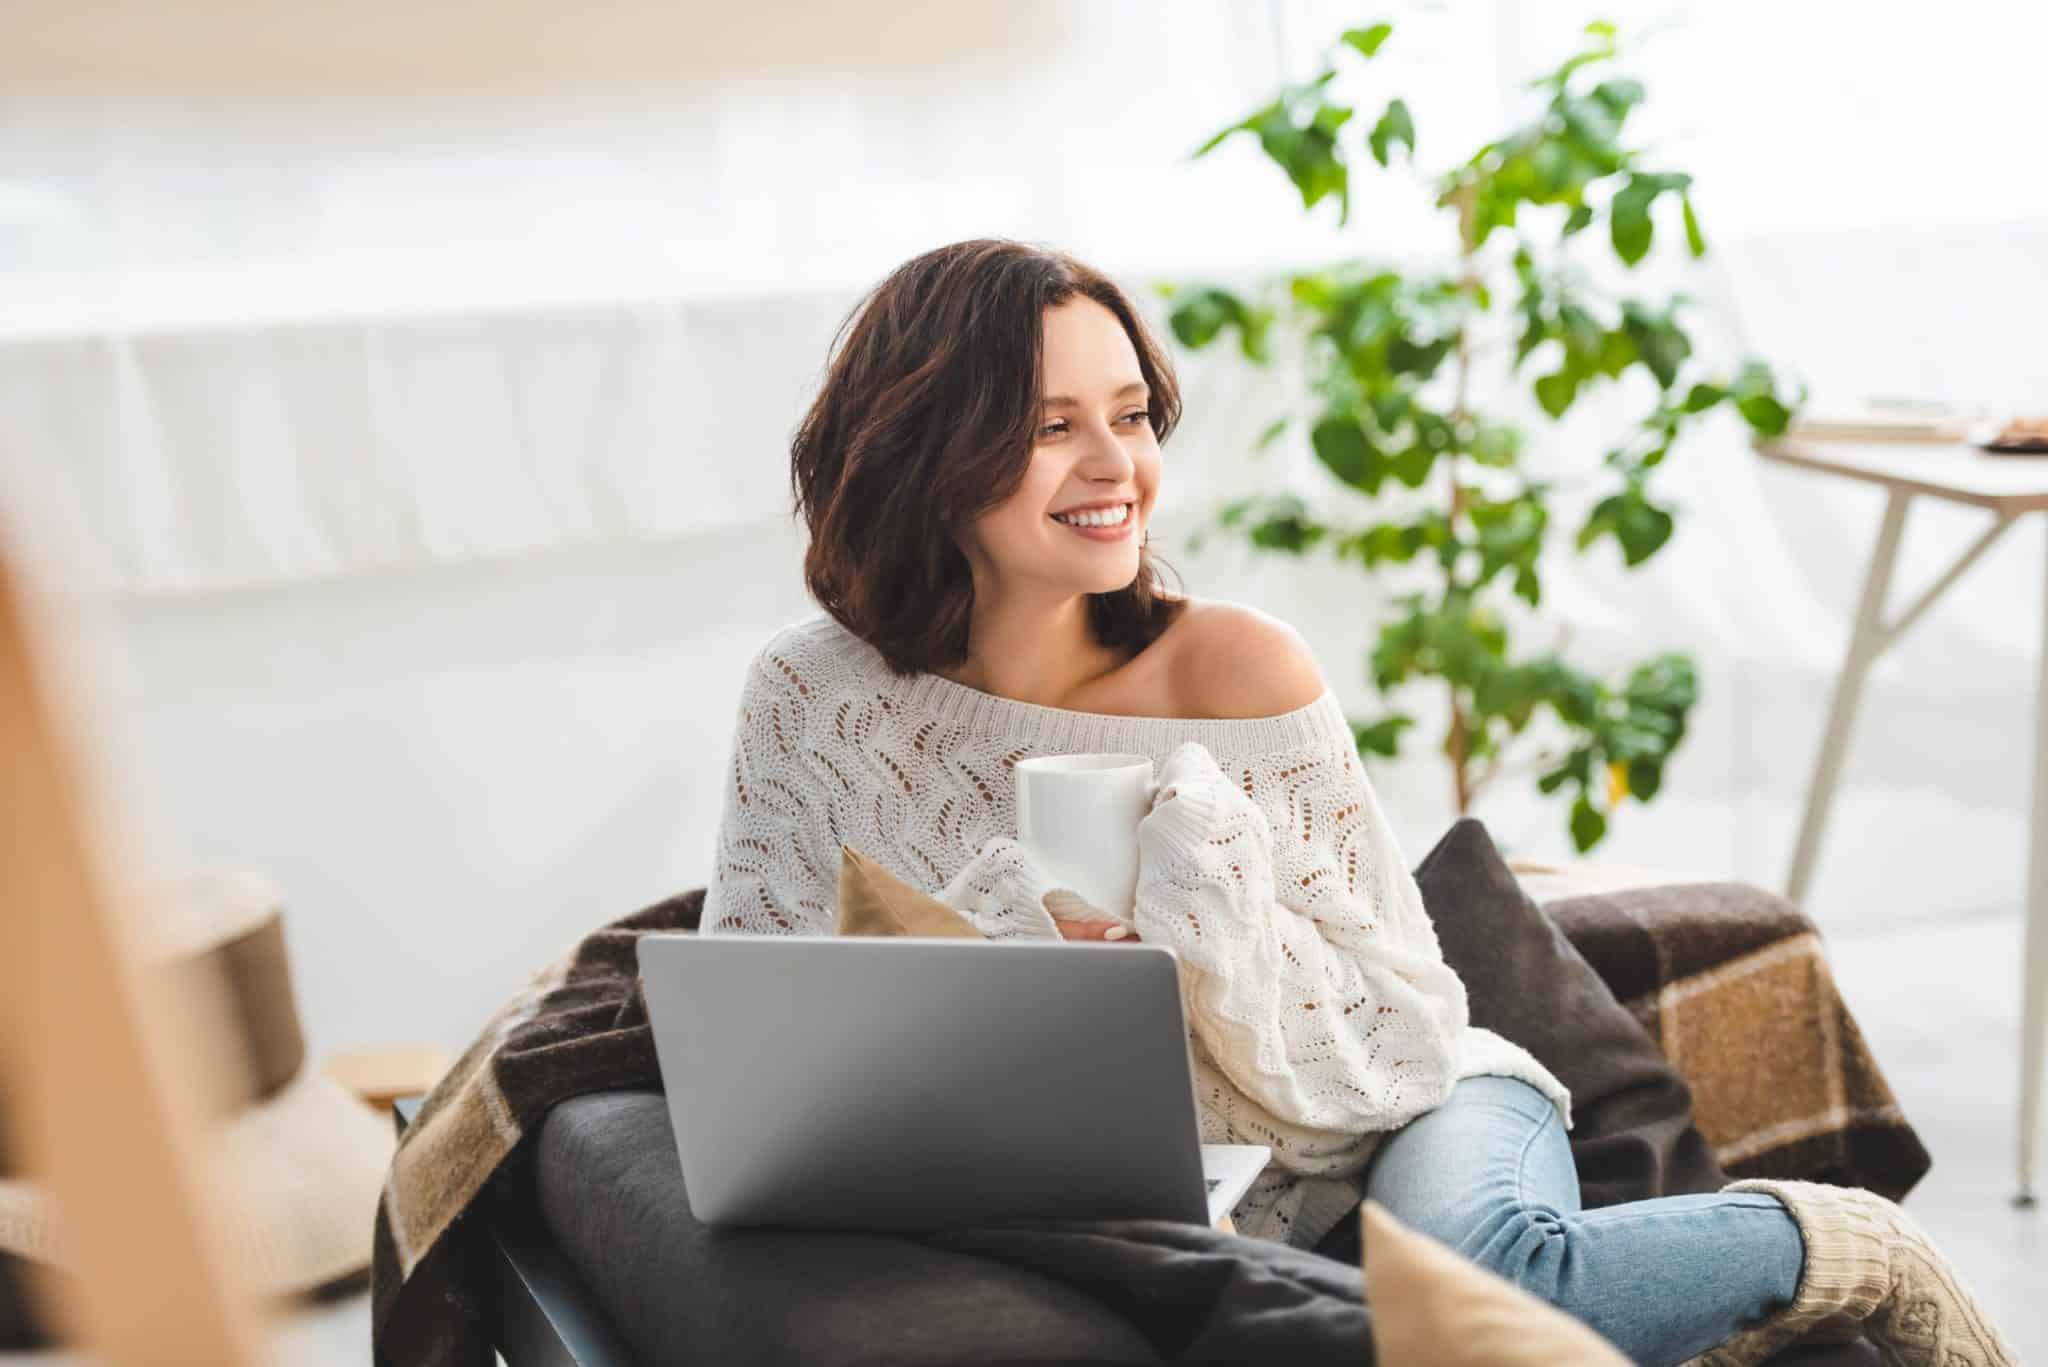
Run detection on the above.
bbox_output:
[1049,501,1133,530]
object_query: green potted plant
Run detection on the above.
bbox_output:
[1163,17,1802,851]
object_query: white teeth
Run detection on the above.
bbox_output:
[1053,504,1129,529]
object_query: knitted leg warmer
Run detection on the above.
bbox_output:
[1681,1178,2015,1367]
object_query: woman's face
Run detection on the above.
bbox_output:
[954,297,1162,601]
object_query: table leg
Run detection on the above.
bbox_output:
[1787,490,1912,905]
[2020,534,2048,1207]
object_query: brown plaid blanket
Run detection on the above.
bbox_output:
[370,880,1929,1367]
[371,893,691,1367]
[1543,881,1929,1196]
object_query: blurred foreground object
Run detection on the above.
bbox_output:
[1,871,397,1347]
[0,0,1039,94]
[0,536,263,1361]
[1755,432,2048,1207]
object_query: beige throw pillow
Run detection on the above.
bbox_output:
[835,845,984,939]
[1360,1198,1630,1366]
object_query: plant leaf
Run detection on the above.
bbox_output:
[1391,445,1435,488]
[1468,421,1523,467]
[1341,22,1393,58]
[1240,494,1327,553]
[1368,98,1416,168]
[1579,486,1676,566]
[1737,394,1791,434]
[1570,793,1608,852]
[1627,756,1663,800]
[1194,111,1257,159]
[1312,414,1384,493]
[1609,176,1656,266]
[1728,359,1795,433]
[1681,382,1725,414]
[1350,713,1413,757]
[1534,369,1579,419]
[1620,299,1692,389]
[1165,286,1272,364]
[1590,77,1645,118]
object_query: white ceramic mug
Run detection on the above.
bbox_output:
[1013,753,1157,923]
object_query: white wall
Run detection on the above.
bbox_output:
[94,519,808,1052]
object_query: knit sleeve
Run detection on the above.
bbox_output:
[700,647,842,936]
[1131,740,1468,1134]
[931,836,1069,941]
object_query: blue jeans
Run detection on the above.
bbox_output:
[1350,1075,1805,1367]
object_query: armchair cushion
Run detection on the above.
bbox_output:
[536,1089,1163,1366]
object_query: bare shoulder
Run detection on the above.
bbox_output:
[1162,599,1328,720]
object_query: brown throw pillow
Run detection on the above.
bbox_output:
[835,845,984,939]
[1361,1198,1630,1366]
[1414,818,1724,1209]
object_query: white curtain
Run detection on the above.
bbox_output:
[4,0,2042,591]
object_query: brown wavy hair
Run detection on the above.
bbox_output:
[791,238,1188,677]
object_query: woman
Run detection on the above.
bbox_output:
[700,238,2013,1367]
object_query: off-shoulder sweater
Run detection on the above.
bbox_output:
[701,613,1571,1250]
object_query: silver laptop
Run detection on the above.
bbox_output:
[637,934,1269,1230]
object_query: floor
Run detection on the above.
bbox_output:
[0,1290,370,1366]
[1823,909,2044,1364]
[3,911,2041,1366]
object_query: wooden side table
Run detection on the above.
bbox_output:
[1757,435,2048,1206]
[326,1043,451,1111]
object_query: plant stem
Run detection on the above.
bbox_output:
[1444,180,1481,814]
[1448,696,1472,812]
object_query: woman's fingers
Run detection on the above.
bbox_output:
[1041,890,1140,942]
[1055,918,1115,940]
[1054,917,1140,943]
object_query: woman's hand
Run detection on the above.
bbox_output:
[1041,888,1141,943]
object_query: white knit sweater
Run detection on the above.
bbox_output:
[701,613,1572,1250]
